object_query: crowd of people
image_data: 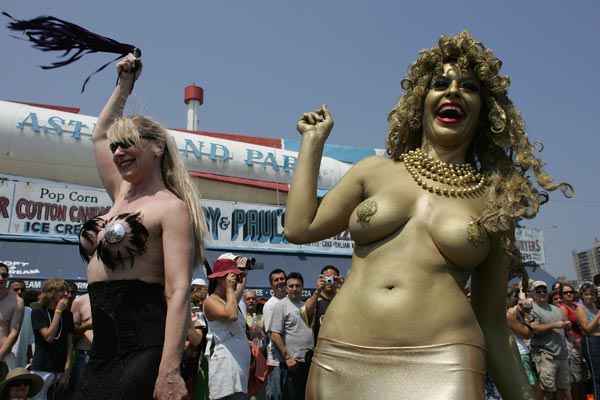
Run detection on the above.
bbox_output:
[7,260,600,400]
[484,277,600,400]
[6,265,600,400]
[0,263,85,399]
[0,258,345,400]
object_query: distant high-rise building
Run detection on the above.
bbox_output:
[573,239,600,283]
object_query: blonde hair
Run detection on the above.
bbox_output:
[386,30,573,275]
[107,115,208,265]
[39,278,66,307]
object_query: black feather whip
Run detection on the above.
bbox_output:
[3,12,140,92]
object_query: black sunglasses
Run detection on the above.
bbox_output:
[109,138,136,154]
[109,135,154,154]
[535,289,548,294]
[9,379,30,387]
[562,290,574,295]
[0,273,9,279]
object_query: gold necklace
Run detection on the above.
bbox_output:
[401,149,486,196]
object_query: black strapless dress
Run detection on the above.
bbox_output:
[74,280,166,400]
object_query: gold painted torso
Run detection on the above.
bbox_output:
[320,157,489,347]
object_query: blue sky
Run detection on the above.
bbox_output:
[1,0,598,280]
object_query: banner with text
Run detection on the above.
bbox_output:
[515,227,546,265]
[0,178,354,255]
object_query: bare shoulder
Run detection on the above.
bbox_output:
[14,293,24,308]
[7,291,22,306]
[347,155,398,179]
[72,294,89,308]
[0,292,23,312]
[354,155,396,169]
[155,191,191,218]
[203,294,223,317]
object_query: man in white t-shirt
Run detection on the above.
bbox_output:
[262,268,286,400]
[270,272,314,400]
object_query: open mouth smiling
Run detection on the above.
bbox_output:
[436,102,464,124]
[118,159,134,168]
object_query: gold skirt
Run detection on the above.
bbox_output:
[306,338,486,400]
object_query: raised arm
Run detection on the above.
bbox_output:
[93,53,142,200]
[506,306,533,339]
[471,235,535,400]
[302,275,325,326]
[284,105,364,244]
[204,275,242,323]
[39,298,69,344]
[153,198,194,400]
[233,257,249,304]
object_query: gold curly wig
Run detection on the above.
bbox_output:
[386,30,573,273]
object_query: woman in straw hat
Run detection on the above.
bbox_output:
[0,368,43,400]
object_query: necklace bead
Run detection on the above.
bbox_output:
[401,149,486,197]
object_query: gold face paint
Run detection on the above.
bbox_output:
[356,199,378,222]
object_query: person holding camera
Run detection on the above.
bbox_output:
[204,258,251,400]
[506,287,542,399]
[301,266,344,345]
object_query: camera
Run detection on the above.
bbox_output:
[245,258,264,270]
[324,276,335,286]
[520,298,533,312]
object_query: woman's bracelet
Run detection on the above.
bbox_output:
[55,309,62,314]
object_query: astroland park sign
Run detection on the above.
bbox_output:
[0,102,349,190]
[0,179,354,255]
